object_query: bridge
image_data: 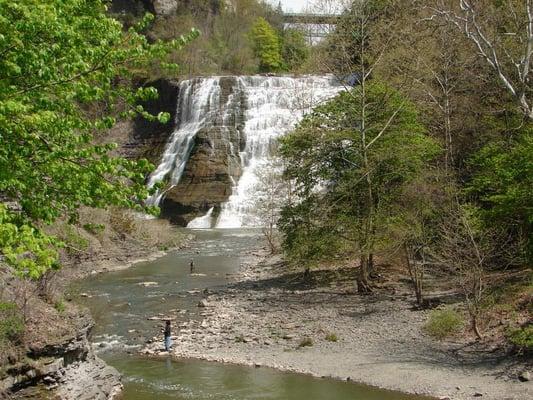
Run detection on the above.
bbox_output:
[282,13,340,25]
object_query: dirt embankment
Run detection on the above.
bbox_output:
[143,252,532,400]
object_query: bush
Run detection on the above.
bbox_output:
[424,308,464,340]
[109,208,136,237]
[82,223,105,236]
[0,302,24,345]
[325,333,338,342]
[507,325,533,351]
[298,337,313,348]
[54,299,65,313]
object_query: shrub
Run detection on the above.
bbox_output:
[54,299,65,313]
[507,325,533,351]
[82,223,105,236]
[424,308,464,340]
[61,225,89,254]
[298,337,313,348]
[109,208,136,237]
[0,302,24,345]
[325,333,338,342]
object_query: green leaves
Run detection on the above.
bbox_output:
[279,81,439,264]
[0,205,59,279]
[468,126,533,261]
[249,17,283,72]
[0,0,194,278]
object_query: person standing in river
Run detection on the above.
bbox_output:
[189,258,195,273]
[164,320,171,352]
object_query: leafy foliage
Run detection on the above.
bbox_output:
[468,128,533,262]
[507,324,533,351]
[424,308,464,340]
[281,29,309,71]
[279,82,439,274]
[249,17,283,72]
[0,0,197,277]
[0,302,24,344]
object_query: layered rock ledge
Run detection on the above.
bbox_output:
[1,310,121,400]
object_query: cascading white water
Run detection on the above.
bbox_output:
[145,78,222,207]
[186,207,214,229]
[149,75,343,228]
[215,75,344,228]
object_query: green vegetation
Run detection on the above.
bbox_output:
[507,325,533,351]
[280,82,439,291]
[82,223,105,236]
[144,0,309,75]
[281,29,309,71]
[0,302,24,345]
[54,299,66,314]
[250,17,283,72]
[468,130,533,262]
[298,337,313,348]
[0,0,196,278]
[325,333,338,342]
[270,0,532,344]
[424,309,464,340]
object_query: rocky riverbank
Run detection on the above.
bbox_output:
[0,224,194,400]
[1,308,121,400]
[142,251,532,400]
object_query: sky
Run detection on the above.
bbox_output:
[268,0,344,14]
[268,0,310,12]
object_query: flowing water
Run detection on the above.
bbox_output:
[214,76,343,228]
[146,75,344,227]
[75,229,428,400]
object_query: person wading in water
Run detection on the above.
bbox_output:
[189,258,195,274]
[164,320,171,352]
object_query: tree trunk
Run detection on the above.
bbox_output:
[303,266,311,281]
[368,253,374,274]
[472,315,483,340]
[357,255,373,294]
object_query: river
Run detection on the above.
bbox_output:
[74,229,427,400]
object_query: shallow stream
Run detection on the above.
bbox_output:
[75,229,427,400]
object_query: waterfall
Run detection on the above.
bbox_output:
[145,78,223,207]
[149,75,343,228]
[215,75,343,228]
[186,207,214,229]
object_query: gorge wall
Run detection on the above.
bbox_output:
[135,75,343,228]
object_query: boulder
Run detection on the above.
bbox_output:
[198,299,209,308]
[519,370,530,382]
[152,0,178,15]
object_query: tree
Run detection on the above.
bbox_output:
[426,0,533,121]
[252,158,290,253]
[279,83,440,293]
[249,17,283,72]
[468,125,533,263]
[435,203,496,339]
[281,28,309,71]
[0,0,197,278]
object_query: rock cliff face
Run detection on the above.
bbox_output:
[1,310,121,400]
[160,77,245,225]
[137,75,343,227]
[151,0,178,15]
[110,0,178,16]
